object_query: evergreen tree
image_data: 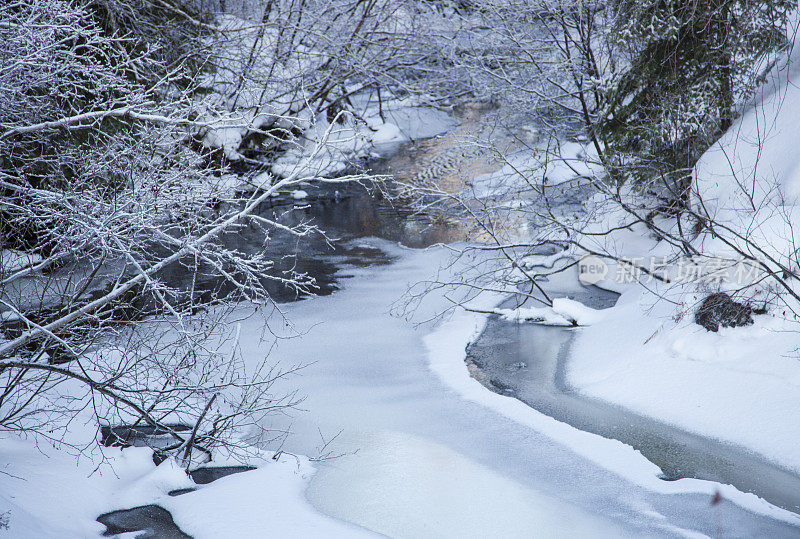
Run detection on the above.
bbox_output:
[598,0,793,197]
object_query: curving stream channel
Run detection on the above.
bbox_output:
[381,117,800,517]
[466,291,800,515]
[97,113,800,537]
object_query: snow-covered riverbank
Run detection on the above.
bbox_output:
[7,1,800,536]
[4,53,800,536]
[4,238,800,537]
[234,240,799,537]
[0,438,373,537]
[558,32,800,480]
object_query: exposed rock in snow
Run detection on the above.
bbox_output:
[694,292,754,332]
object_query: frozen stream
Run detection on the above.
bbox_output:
[467,292,800,515]
[90,117,800,536]
[230,240,800,537]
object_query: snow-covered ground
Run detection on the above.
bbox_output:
[270,91,458,179]
[566,280,800,472]
[0,436,373,537]
[4,239,800,537]
[558,31,800,477]
[5,14,800,531]
[193,11,458,189]
[226,240,799,537]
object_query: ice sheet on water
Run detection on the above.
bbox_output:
[306,430,624,538]
[228,239,800,537]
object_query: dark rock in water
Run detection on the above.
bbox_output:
[529,242,566,256]
[168,488,197,497]
[488,377,514,395]
[695,293,753,332]
[188,465,256,485]
[658,473,682,482]
[97,504,191,538]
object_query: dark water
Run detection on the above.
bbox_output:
[98,504,191,539]
[467,286,800,513]
[156,179,466,305]
[188,465,256,485]
[97,466,258,538]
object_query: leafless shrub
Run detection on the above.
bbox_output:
[0,0,372,462]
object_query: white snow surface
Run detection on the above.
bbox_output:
[0,250,43,273]
[568,285,800,473]
[271,93,456,179]
[563,33,800,475]
[489,297,609,326]
[691,29,800,294]
[193,13,457,181]
[468,140,601,199]
[226,240,799,536]
[0,437,372,538]
[3,241,800,537]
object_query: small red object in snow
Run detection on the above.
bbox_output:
[711,490,723,506]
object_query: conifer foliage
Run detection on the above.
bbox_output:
[599,0,793,190]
